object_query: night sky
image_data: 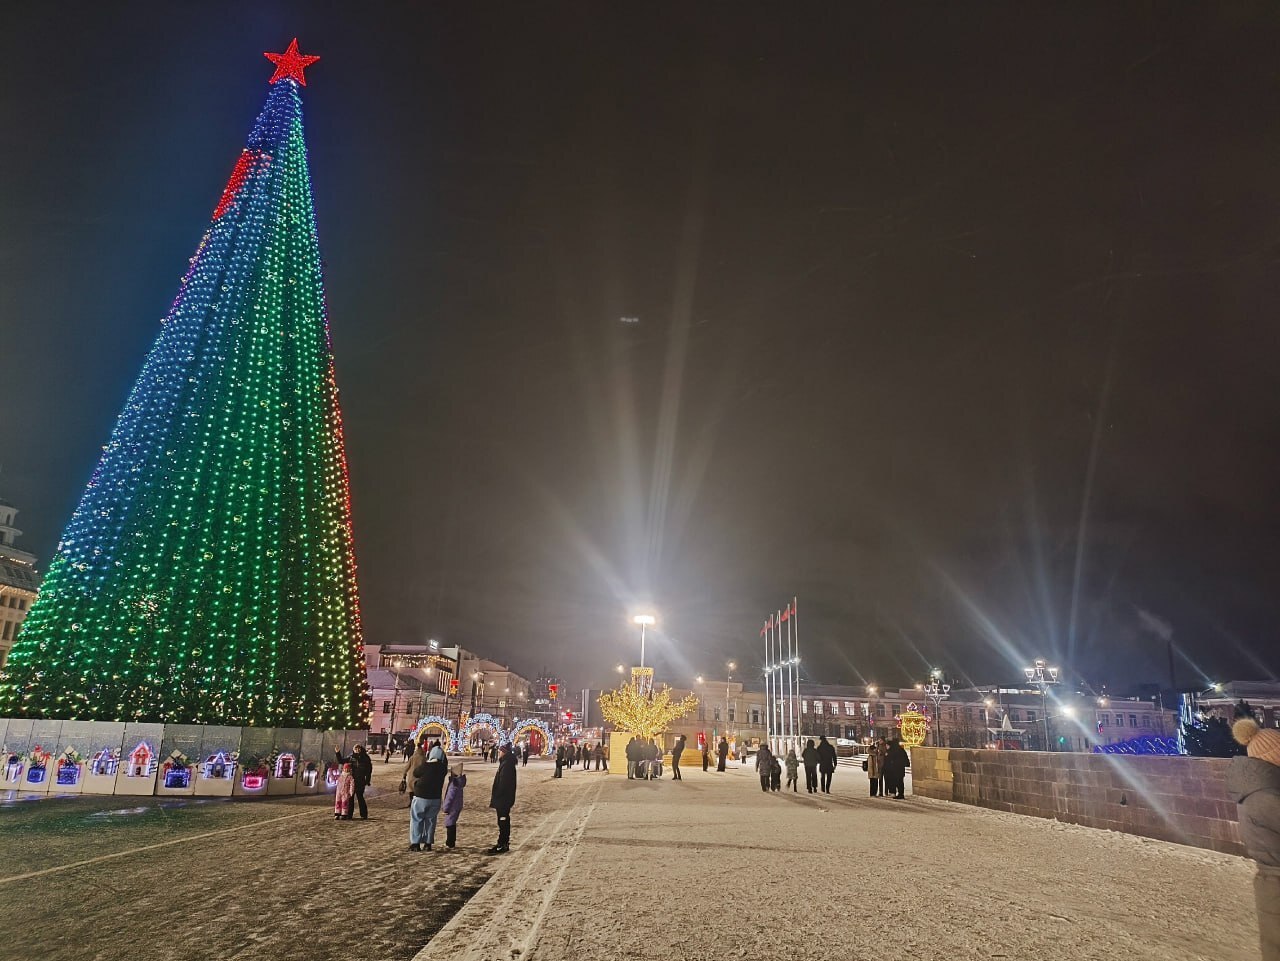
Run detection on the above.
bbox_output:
[3,4,1278,695]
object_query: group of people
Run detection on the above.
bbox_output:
[390,736,516,855]
[553,741,606,777]
[862,737,911,799]
[750,734,910,799]
[624,736,663,779]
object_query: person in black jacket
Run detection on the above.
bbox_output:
[553,744,564,778]
[816,736,837,794]
[716,737,729,772]
[333,744,373,819]
[883,738,909,799]
[755,743,774,793]
[403,741,447,851]
[671,735,685,780]
[489,743,518,854]
[801,739,819,794]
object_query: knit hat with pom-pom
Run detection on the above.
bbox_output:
[1233,717,1280,767]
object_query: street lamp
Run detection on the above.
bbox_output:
[725,661,736,737]
[1024,658,1060,750]
[922,669,950,747]
[633,613,656,667]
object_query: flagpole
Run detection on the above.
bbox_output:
[787,604,796,748]
[782,606,791,747]
[792,596,800,750]
[775,608,783,753]
[763,616,772,750]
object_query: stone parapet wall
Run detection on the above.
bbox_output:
[910,746,1242,856]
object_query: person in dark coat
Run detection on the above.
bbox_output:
[625,736,639,779]
[702,742,711,771]
[716,737,729,772]
[671,735,685,780]
[1229,717,1280,961]
[442,762,466,849]
[553,744,564,778]
[883,738,909,799]
[801,739,819,794]
[816,735,837,794]
[594,742,605,771]
[333,743,373,819]
[488,743,517,854]
[755,743,774,793]
[522,743,530,766]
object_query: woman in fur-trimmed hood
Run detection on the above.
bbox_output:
[1227,717,1280,960]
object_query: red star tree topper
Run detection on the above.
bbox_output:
[264,38,320,86]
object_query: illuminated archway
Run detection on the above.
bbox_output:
[508,717,555,756]
[459,713,508,754]
[408,715,457,752]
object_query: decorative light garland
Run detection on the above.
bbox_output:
[0,42,370,728]
[508,717,554,756]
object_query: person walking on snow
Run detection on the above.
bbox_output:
[784,748,799,792]
[553,744,564,778]
[801,738,820,794]
[717,737,729,772]
[816,735,837,793]
[701,742,711,771]
[594,742,605,771]
[401,738,447,851]
[1229,717,1280,961]
[442,761,466,850]
[489,743,517,854]
[755,743,774,793]
[672,735,685,780]
[522,743,530,766]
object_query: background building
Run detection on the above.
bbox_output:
[0,495,40,668]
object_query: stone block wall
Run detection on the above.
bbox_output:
[910,747,1242,856]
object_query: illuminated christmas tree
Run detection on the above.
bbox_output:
[0,41,371,728]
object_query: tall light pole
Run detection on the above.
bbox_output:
[633,613,656,667]
[1024,658,1060,751]
[866,685,878,741]
[725,661,736,737]
[922,669,950,747]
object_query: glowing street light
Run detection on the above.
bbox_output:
[633,613,657,668]
[1024,658,1061,750]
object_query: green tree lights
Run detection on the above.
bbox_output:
[0,41,370,728]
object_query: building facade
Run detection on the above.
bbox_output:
[363,643,534,743]
[0,496,40,668]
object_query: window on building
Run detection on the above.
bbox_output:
[814,701,823,715]
[751,709,760,725]
[1142,714,1150,727]
[875,704,886,718]
[382,700,392,713]
[1026,711,1036,722]
[713,706,721,722]
[1129,714,1138,728]
[802,701,809,714]
[728,706,735,722]
[844,702,855,716]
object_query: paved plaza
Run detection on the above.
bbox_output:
[0,756,1262,961]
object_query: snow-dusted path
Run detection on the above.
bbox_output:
[417,759,1260,961]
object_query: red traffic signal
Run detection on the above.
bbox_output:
[564,710,574,720]
[548,684,559,700]
[449,678,459,694]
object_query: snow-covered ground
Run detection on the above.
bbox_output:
[416,757,1259,961]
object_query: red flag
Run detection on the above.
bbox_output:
[792,599,798,616]
[766,615,773,630]
[759,621,767,637]
[780,605,791,623]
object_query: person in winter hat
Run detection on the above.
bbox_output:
[442,761,467,849]
[784,748,799,793]
[334,762,355,820]
[1228,717,1280,961]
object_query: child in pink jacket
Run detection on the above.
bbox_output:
[334,762,355,819]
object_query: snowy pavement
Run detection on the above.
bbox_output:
[416,758,1260,961]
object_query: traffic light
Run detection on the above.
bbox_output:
[564,710,574,721]
[449,678,459,695]
[548,684,559,700]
